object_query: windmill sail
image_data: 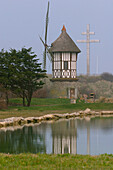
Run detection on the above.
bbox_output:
[43,1,49,70]
[40,36,53,62]
[40,1,53,70]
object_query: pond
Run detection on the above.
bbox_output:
[0,117,113,155]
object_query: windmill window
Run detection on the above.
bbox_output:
[64,61,68,70]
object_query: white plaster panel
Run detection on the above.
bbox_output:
[62,70,70,78]
[62,53,64,61]
[68,61,70,69]
[54,53,60,61]
[71,70,76,78]
[72,53,76,61]
[62,53,70,61]
[54,61,60,69]
[57,61,61,69]
[54,70,61,78]
[62,61,64,69]
[71,62,76,69]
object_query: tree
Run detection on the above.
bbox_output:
[0,49,12,105]
[0,47,46,106]
[101,72,113,82]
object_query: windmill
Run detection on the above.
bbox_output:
[40,1,53,70]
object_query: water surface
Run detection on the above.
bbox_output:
[0,117,113,155]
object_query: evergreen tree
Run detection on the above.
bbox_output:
[0,47,46,106]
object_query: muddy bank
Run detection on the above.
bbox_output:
[0,108,113,128]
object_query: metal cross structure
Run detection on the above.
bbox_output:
[77,24,100,76]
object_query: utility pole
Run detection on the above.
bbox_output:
[77,24,100,76]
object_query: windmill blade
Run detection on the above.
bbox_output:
[45,1,50,45]
[39,1,50,70]
[40,36,45,46]
[40,36,47,69]
[44,1,50,70]
[40,36,53,66]
[46,46,53,62]
[43,50,46,70]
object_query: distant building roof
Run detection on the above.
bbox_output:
[49,25,81,53]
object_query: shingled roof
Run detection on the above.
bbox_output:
[49,25,81,53]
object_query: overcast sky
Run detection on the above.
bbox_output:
[0,0,113,75]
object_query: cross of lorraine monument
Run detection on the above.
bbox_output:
[77,24,100,76]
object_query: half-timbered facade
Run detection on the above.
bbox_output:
[53,52,77,79]
[50,25,81,81]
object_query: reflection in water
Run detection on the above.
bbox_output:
[0,117,113,155]
[52,119,77,154]
[0,125,47,153]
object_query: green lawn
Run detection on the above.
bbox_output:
[8,103,113,112]
[0,153,113,169]
[0,98,113,119]
[9,98,113,111]
[9,98,70,106]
